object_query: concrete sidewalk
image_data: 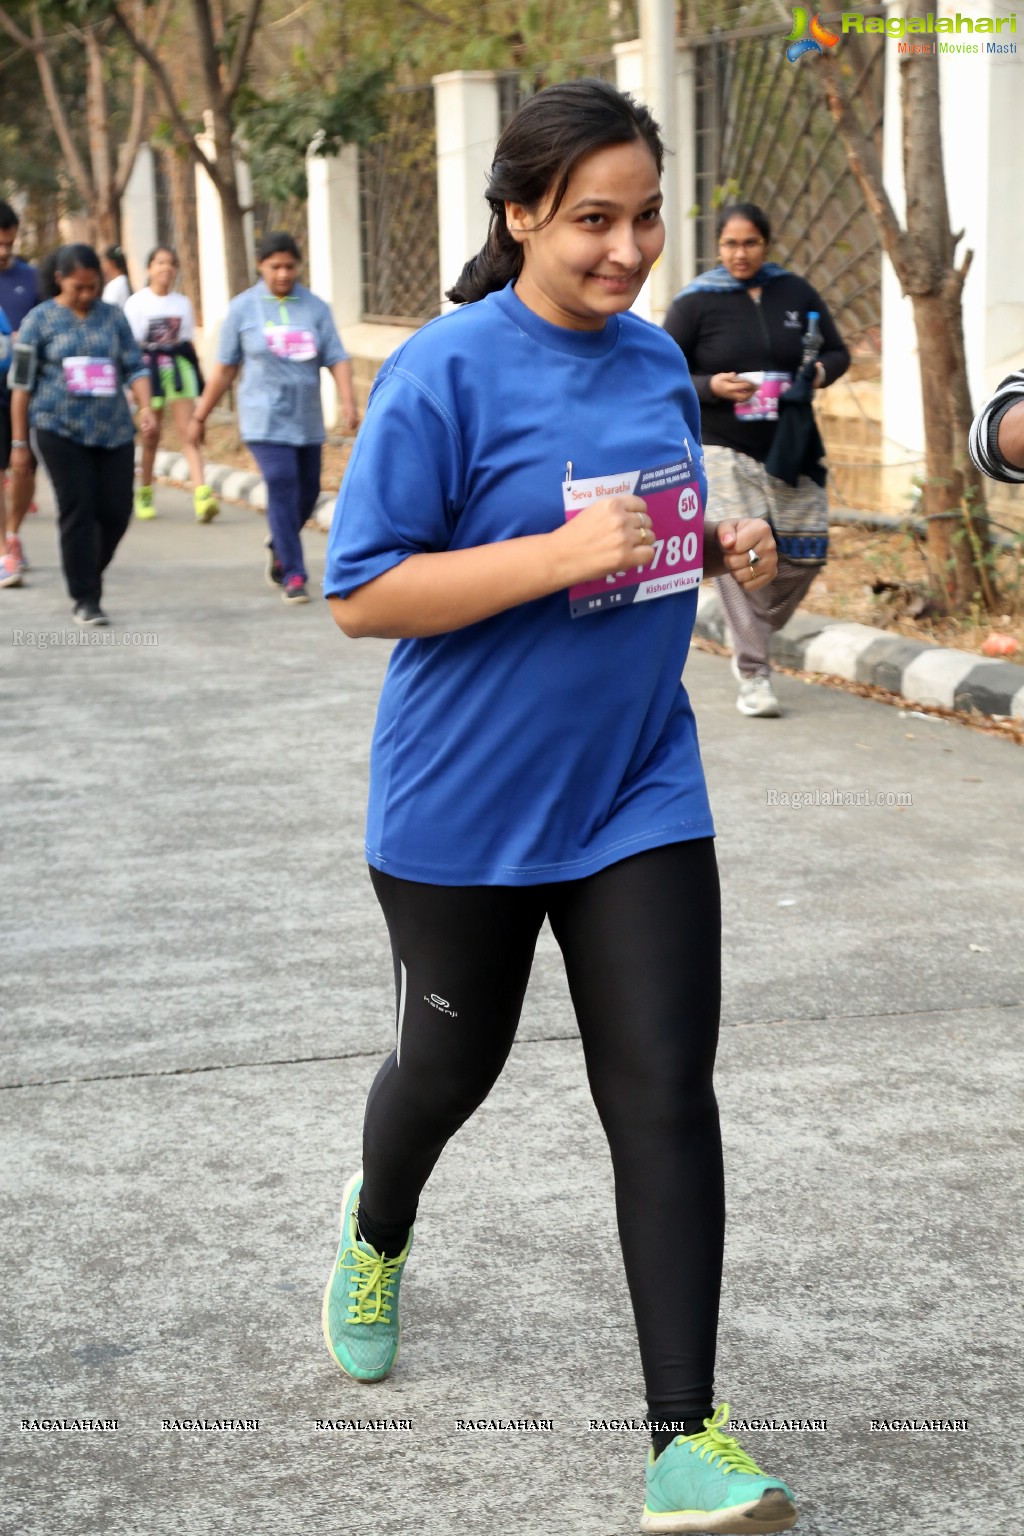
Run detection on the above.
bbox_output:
[2,482,1022,1536]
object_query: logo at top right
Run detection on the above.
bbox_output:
[785,7,840,61]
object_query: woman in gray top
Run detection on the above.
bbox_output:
[188,232,359,605]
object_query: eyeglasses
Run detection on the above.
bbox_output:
[719,238,765,253]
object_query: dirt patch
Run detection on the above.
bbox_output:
[799,523,1024,660]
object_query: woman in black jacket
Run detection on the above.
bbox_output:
[664,203,849,717]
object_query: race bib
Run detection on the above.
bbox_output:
[63,356,118,397]
[734,371,792,422]
[264,325,318,362]
[562,458,704,618]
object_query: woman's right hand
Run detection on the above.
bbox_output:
[551,494,655,585]
[186,416,206,447]
[710,372,758,402]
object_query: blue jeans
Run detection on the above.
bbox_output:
[247,441,322,585]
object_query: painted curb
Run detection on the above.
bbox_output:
[694,586,1024,723]
[145,450,337,528]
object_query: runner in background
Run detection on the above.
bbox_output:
[125,246,217,523]
[321,80,798,1536]
[0,199,42,588]
[10,243,156,625]
[188,231,358,605]
[663,203,849,718]
[100,245,132,308]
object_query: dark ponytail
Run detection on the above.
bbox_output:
[447,78,664,306]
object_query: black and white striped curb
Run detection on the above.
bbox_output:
[696,586,1024,722]
[147,449,337,530]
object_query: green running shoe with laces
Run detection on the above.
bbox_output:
[321,1172,412,1382]
[641,1404,797,1534]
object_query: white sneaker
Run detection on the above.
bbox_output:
[736,675,781,717]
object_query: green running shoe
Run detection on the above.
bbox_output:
[321,1172,412,1382]
[194,485,220,523]
[641,1404,797,1534]
[134,485,156,520]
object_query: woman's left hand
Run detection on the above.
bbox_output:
[138,408,158,440]
[715,517,777,590]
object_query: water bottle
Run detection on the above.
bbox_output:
[801,311,822,373]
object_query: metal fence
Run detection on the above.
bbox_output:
[691,23,885,357]
[360,83,441,325]
[497,55,617,129]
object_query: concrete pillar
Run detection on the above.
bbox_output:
[194,118,254,372]
[307,140,363,428]
[614,40,654,321]
[432,71,501,309]
[120,143,158,291]
[639,0,680,321]
[881,5,1024,513]
[615,32,692,324]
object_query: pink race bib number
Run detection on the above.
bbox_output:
[562,458,704,618]
[63,357,117,397]
[734,371,791,422]
[264,326,318,362]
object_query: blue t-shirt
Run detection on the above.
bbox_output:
[217,280,348,446]
[325,282,714,887]
[0,258,40,333]
[0,306,11,380]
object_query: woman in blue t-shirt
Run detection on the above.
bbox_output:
[322,81,797,1535]
[188,231,359,605]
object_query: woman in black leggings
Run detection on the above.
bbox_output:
[323,80,797,1535]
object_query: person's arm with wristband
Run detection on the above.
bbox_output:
[9,313,36,473]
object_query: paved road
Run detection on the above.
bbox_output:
[3,482,1022,1536]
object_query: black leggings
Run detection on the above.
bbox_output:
[35,430,134,606]
[361,839,725,1424]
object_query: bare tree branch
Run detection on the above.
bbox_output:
[0,6,34,52]
[109,0,218,184]
[18,4,96,210]
[225,0,265,104]
[817,53,912,278]
[114,0,175,197]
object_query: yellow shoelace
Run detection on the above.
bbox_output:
[687,1404,766,1476]
[341,1241,404,1324]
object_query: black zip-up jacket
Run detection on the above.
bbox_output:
[663,273,850,463]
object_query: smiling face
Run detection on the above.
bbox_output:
[717,214,768,282]
[508,138,664,332]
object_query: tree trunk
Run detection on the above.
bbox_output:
[165,146,202,327]
[85,27,120,250]
[208,106,252,298]
[818,26,993,614]
[898,10,992,610]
